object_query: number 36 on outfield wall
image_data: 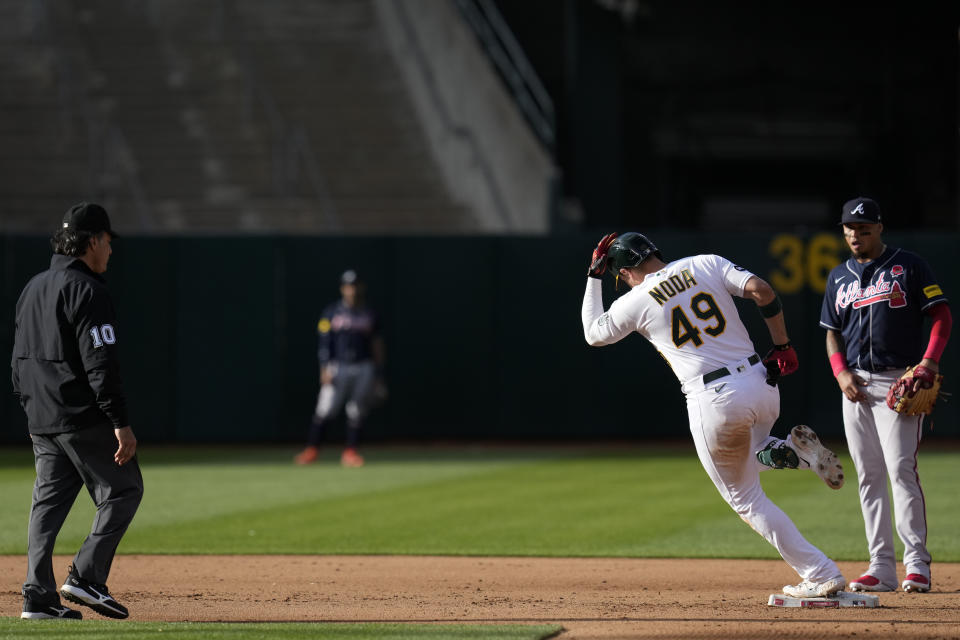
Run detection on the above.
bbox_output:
[768,233,845,295]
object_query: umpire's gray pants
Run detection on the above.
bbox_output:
[24,425,143,605]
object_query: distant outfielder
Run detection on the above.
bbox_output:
[821,197,951,593]
[582,232,847,598]
[295,270,385,467]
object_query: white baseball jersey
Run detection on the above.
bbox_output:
[580,253,843,585]
[582,254,758,384]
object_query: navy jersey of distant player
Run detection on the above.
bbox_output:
[820,247,949,371]
[317,300,379,365]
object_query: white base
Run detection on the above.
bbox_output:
[767,590,880,608]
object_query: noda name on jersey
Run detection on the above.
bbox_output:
[649,269,698,306]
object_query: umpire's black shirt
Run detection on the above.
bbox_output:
[11,254,128,434]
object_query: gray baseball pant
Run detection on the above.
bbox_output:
[24,425,143,605]
[842,367,929,584]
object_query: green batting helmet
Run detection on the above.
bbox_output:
[606,232,663,274]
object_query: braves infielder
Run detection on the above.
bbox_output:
[294,270,385,467]
[820,197,952,593]
[583,232,847,598]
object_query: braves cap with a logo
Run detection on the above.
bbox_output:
[61,202,119,237]
[840,197,882,225]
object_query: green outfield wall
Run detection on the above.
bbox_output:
[2,232,957,444]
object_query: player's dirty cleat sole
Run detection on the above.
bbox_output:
[849,574,896,592]
[789,425,844,489]
[902,574,931,593]
[782,576,847,598]
[21,601,82,619]
[60,570,128,619]
[756,441,800,469]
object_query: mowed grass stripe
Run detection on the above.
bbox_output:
[0,448,557,553]
[0,446,957,561]
[0,620,563,640]
[120,456,733,555]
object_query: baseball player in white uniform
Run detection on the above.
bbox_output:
[582,232,847,598]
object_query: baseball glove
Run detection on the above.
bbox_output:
[886,365,944,416]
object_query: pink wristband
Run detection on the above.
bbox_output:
[829,351,848,377]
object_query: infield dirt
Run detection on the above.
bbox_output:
[2,556,958,638]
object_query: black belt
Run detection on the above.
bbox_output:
[703,354,760,385]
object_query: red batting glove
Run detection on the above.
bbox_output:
[588,233,618,278]
[910,365,936,395]
[764,344,799,377]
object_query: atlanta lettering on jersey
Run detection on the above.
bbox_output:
[835,271,906,314]
[649,269,698,306]
[329,313,374,332]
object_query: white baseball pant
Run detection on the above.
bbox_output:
[686,359,841,583]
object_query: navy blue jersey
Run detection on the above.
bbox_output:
[820,247,948,371]
[317,300,379,365]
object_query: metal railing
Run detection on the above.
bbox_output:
[454,0,556,152]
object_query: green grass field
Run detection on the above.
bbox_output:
[2,444,958,560]
[0,620,562,640]
[2,443,958,638]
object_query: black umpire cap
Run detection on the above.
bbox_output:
[62,202,119,237]
[840,197,882,225]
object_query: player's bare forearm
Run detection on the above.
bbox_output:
[761,314,790,346]
[825,329,843,357]
[320,366,334,385]
[743,277,789,345]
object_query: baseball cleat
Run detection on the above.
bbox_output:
[294,445,319,465]
[849,574,896,592]
[789,425,844,489]
[60,567,128,619]
[782,576,847,598]
[756,440,800,469]
[21,601,82,619]
[902,574,931,593]
[341,448,364,467]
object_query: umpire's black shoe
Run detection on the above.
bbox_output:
[60,566,129,619]
[21,599,83,619]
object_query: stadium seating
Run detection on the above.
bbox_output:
[0,0,474,233]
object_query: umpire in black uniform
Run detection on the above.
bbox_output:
[11,202,143,620]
